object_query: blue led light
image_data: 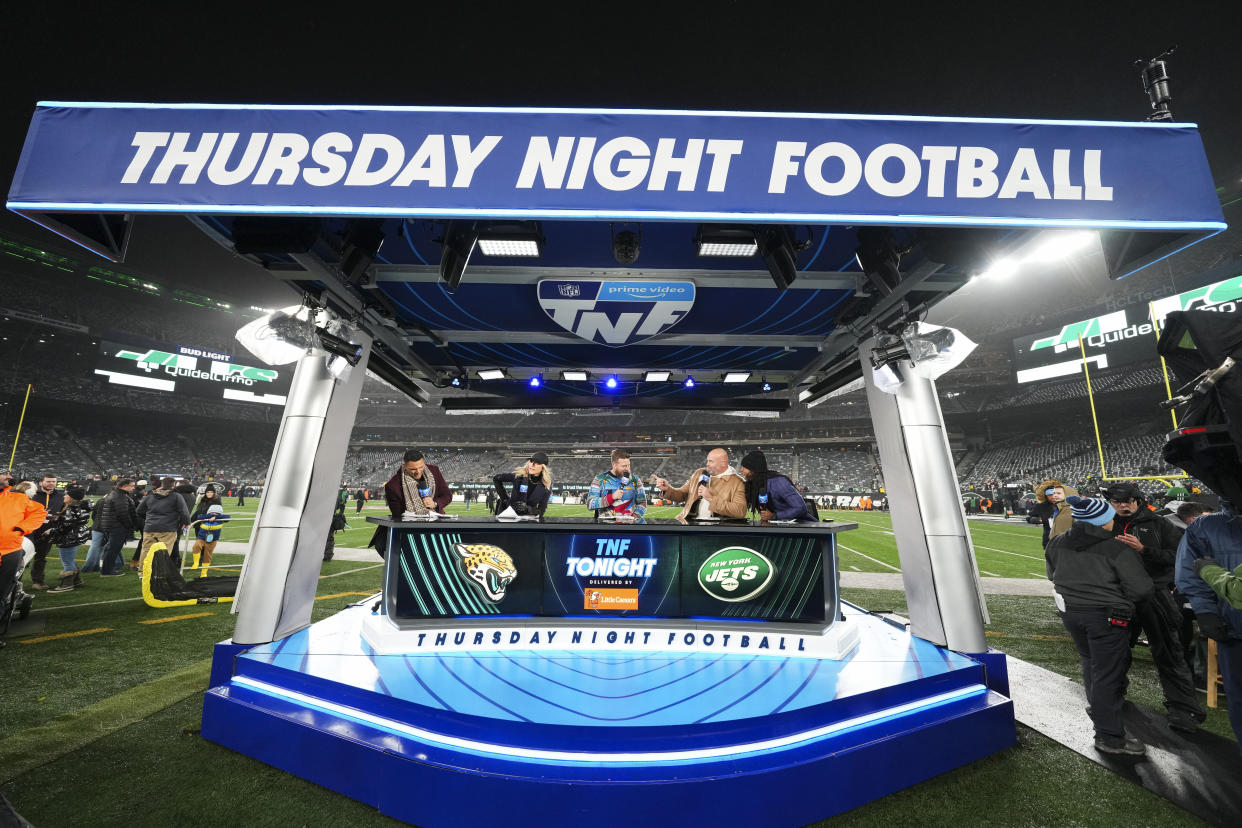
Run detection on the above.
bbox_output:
[529,375,542,388]
[683,376,696,388]
[605,375,619,390]
[762,382,772,392]
[450,377,462,388]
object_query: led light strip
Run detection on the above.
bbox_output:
[229,676,987,764]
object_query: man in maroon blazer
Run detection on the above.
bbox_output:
[368,449,452,555]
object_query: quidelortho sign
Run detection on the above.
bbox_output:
[1011,272,1242,384]
[7,104,1225,229]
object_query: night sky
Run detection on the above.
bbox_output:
[2,2,1238,303]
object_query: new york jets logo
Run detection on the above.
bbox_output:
[697,546,775,603]
[538,280,695,346]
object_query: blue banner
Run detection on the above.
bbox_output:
[7,103,1226,230]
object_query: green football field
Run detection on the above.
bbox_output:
[212,498,1050,580]
[5,497,1231,826]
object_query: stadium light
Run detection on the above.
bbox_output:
[1023,230,1098,263]
[723,372,751,383]
[476,223,544,257]
[477,368,506,380]
[643,370,671,382]
[561,370,589,381]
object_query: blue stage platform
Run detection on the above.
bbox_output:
[202,601,1013,827]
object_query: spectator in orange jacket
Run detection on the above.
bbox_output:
[1,471,47,645]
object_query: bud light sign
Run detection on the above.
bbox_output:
[537,280,695,346]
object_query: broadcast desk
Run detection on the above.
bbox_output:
[203,515,1014,827]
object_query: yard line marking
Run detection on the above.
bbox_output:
[1029,572,1047,579]
[969,525,1043,538]
[315,591,377,601]
[19,627,112,644]
[980,570,1000,577]
[973,544,1044,561]
[838,543,901,572]
[31,597,145,612]
[849,566,861,571]
[139,612,214,625]
[319,563,384,579]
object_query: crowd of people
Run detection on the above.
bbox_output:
[1037,479,1241,758]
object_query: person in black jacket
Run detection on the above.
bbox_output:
[136,477,191,574]
[493,452,552,517]
[99,479,138,577]
[1046,496,1153,756]
[26,474,65,591]
[1102,482,1205,732]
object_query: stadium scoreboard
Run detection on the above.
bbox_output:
[94,338,292,406]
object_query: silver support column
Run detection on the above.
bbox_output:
[232,335,371,645]
[860,338,989,652]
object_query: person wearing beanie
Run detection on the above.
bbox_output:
[738,450,814,522]
[1102,482,1204,733]
[48,487,92,593]
[1045,495,1154,756]
[493,452,552,517]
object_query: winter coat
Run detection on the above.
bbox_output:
[758,474,814,521]
[27,487,65,541]
[97,489,138,532]
[667,467,747,520]
[1045,521,1152,611]
[1110,506,1184,590]
[1175,503,1242,638]
[50,501,92,547]
[1033,479,1077,547]
[0,490,46,557]
[174,483,197,514]
[137,488,191,532]
[493,472,551,516]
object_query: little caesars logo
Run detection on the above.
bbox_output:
[697,546,775,603]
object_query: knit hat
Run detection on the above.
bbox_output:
[66,486,86,500]
[136,479,148,487]
[1066,496,1115,527]
[207,504,224,514]
[740,451,767,476]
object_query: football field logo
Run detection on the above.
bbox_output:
[538,280,695,346]
[697,546,775,603]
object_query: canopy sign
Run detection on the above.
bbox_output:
[8,104,1226,231]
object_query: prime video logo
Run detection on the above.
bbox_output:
[600,283,690,301]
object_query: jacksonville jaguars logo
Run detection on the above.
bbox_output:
[453,543,518,603]
[537,280,695,346]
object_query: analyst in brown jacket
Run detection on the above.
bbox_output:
[666,467,748,520]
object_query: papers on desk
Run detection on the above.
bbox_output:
[496,506,539,522]
[400,511,459,521]
[597,513,637,523]
[688,516,721,523]
[766,519,800,525]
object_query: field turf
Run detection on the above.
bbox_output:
[2,499,1231,826]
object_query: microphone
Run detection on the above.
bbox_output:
[699,472,710,486]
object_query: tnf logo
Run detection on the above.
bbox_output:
[537,280,696,347]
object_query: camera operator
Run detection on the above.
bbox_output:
[1104,482,1205,732]
[493,452,552,517]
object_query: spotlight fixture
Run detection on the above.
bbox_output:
[695,227,758,257]
[449,375,464,388]
[722,372,751,383]
[611,223,641,265]
[683,376,696,388]
[762,381,772,392]
[561,370,589,381]
[854,228,903,296]
[604,375,619,390]
[477,368,506,380]
[643,370,671,382]
[528,374,543,388]
[316,329,364,367]
[476,223,544,257]
[439,221,478,292]
[757,227,798,291]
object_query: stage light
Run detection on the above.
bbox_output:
[561,370,589,381]
[316,329,364,367]
[478,369,506,380]
[604,375,619,390]
[854,228,903,296]
[643,371,671,382]
[757,227,798,290]
[762,381,772,392]
[723,372,751,383]
[450,375,464,388]
[439,221,478,292]
[528,374,542,388]
[978,257,1018,280]
[1023,230,1098,263]
[611,224,641,265]
[683,376,696,388]
[476,224,543,257]
[696,227,758,257]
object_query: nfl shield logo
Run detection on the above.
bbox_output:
[537,280,696,346]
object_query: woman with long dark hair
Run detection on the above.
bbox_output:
[739,451,813,522]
